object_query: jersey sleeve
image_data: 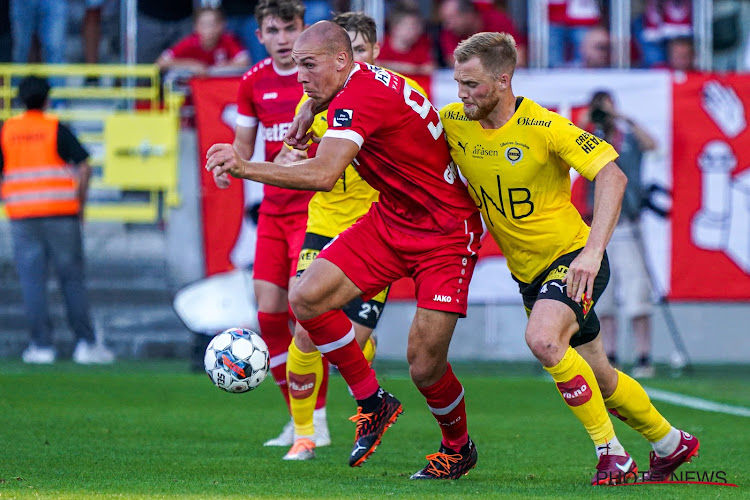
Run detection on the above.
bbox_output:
[550,112,618,181]
[236,73,258,128]
[225,34,248,60]
[323,82,385,149]
[57,123,89,164]
[164,36,192,60]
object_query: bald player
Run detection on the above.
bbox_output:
[207,21,482,479]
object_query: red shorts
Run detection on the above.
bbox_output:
[318,207,482,316]
[253,212,308,289]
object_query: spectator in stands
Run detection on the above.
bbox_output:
[83,0,104,65]
[548,0,601,67]
[222,0,268,64]
[0,76,115,365]
[667,36,695,72]
[437,0,526,67]
[577,90,658,378]
[137,0,194,64]
[157,7,250,76]
[10,0,67,64]
[376,3,435,92]
[579,26,611,68]
[633,0,691,69]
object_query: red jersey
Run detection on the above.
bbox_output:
[548,0,601,26]
[378,34,434,67]
[323,63,478,235]
[162,33,247,66]
[236,58,313,215]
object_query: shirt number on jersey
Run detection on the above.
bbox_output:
[403,83,444,140]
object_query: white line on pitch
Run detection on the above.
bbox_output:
[644,387,750,418]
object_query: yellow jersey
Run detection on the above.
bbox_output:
[298,72,427,238]
[440,97,618,283]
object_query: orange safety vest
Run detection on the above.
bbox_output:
[0,111,80,219]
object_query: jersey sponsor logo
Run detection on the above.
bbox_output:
[264,122,292,142]
[576,131,604,154]
[517,117,551,127]
[457,141,468,154]
[373,68,391,87]
[468,176,535,224]
[544,265,568,283]
[333,109,353,127]
[262,91,278,100]
[443,110,469,121]
[433,294,453,303]
[556,374,593,407]
[472,144,498,158]
[444,161,458,184]
[288,371,316,399]
[505,146,523,164]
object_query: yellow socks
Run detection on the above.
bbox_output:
[362,336,376,365]
[286,339,323,439]
[545,346,616,446]
[604,370,672,443]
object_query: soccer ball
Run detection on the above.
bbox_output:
[204,327,270,393]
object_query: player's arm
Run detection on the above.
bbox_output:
[565,161,627,303]
[206,136,357,192]
[213,124,257,189]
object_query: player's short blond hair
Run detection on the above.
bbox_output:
[454,32,517,78]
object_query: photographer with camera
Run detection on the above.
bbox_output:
[578,90,658,377]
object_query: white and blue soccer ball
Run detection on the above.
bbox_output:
[204,327,270,393]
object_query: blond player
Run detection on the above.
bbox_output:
[440,31,700,485]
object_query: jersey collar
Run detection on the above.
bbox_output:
[272,61,298,76]
[343,63,361,87]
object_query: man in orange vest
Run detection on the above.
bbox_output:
[0,75,114,364]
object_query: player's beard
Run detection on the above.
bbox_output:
[463,95,500,121]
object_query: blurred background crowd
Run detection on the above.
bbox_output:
[2,0,749,74]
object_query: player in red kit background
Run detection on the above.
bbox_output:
[206,21,482,479]
[213,0,329,448]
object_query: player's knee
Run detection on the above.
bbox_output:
[525,330,566,366]
[289,283,321,321]
[407,352,446,388]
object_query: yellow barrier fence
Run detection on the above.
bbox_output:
[0,64,183,223]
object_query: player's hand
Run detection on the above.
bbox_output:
[213,169,231,189]
[274,147,308,166]
[205,143,245,179]
[284,100,317,150]
[563,249,601,304]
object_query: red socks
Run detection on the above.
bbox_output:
[257,311,293,410]
[298,309,379,400]
[418,363,468,450]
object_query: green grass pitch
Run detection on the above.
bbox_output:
[1,360,747,499]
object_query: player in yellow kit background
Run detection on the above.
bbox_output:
[440,31,700,485]
[280,11,428,461]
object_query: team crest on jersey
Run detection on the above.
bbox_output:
[333,109,353,127]
[505,146,523,164]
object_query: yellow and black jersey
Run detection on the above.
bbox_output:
[298,73,427,239]
[440,97,618,283]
